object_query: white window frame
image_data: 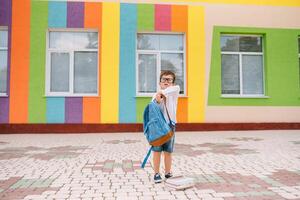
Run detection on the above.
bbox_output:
[136,32,186,97]
[45,28,99,97]
[221,34,266,98]
[0,27,8,97]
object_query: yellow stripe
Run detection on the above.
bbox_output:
[119,0,300,7]
[101,2,120,123]
[187,5,205,123]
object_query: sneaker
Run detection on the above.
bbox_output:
[165,172,173,179]
[154,173,162,183]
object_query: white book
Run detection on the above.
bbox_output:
[165,176,195,190]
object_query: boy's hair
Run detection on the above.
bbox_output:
[160,70,176,83]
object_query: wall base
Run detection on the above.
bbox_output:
[0,123,299,133]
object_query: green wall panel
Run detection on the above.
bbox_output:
[28,1,48,123]
[136,97,151,123]
[208,26,300,106]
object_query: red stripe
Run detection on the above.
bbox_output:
[155,4,171,31]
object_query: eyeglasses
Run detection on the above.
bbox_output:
[160,77,174,83]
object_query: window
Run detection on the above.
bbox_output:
[136,33,185,95]
[0,29,8,96]
[220,35,264,96]
[46,30,98,96]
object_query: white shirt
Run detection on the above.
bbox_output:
[152,85,180,124]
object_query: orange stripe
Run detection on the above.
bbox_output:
[171,5,187,32]
[177,98,188,123]
[83,2,102,123]
[9,0,30,123]
[172,5,188,122]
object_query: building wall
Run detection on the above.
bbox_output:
[204,5,300,122]
[0,0,299,124]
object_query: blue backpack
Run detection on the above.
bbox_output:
[141,100,174,168]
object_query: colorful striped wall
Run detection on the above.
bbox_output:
[0,1,206,124]
[0,0,299,125]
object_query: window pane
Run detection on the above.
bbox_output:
[298,38,300,53]
[221,35,262,52]
[138,54,157,93]
[220,36,239,52]
[159,35,183,51]
[0,30,8,48]
[239,36,262,52]
[161,53,184,94]
[221,54,240,94]
[137,34,159,50]
[0,50,7,93]
[49,32,98,49]
[74,52,97,93]
[50,52,69,92]
[242,55,264,94]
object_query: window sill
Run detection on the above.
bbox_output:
[221,95,269,99]
[0,94,8,97]
[135,95,188,98]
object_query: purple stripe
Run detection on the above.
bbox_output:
[0,0,10,25]
[66,2,84,124]
[0,99,9,123]
[65,97,82,123]
[67,2,84,28]
[0,0,11,123]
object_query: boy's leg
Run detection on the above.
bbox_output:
[162,134,175,174]
[153,151,161,173]
[164,152,172,173]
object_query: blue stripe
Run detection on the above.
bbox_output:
[48,2,67,27]
[47,2,66,123]
[119,4,137,123]
[46,98,65,123]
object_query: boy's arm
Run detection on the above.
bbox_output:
[161,85,180,96]
[152,85,180,103]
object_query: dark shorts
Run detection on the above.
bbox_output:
[152,125,175,153]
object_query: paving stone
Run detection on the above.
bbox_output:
[233,192,248,197]
[260,190,276,196]
[213,192,234,197]
[0,130,299,199]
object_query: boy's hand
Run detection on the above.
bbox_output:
[155,91,165,103]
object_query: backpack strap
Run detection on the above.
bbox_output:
[163,97,172,125]
[141,146,153,168]
[154,97,172,125]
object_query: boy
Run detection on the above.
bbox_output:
[152,70,180,183]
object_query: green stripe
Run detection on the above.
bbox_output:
[208,26,300,106]
[136,4,153,122]
[136,97,151,123]
[29,1,48,122]
[137,4,154,31]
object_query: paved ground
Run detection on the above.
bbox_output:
[0,130,300,200]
